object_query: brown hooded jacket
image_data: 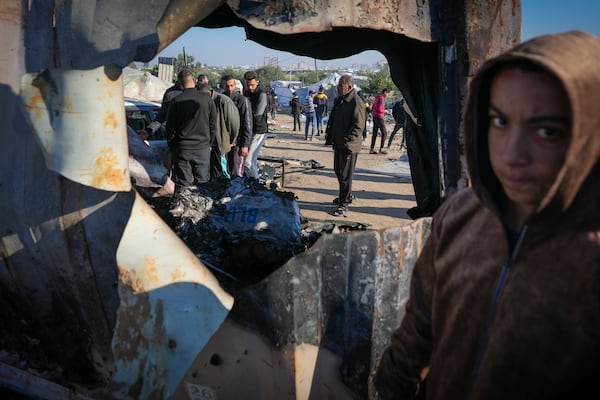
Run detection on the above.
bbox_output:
[375,31,600,400]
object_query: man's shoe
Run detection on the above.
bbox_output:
[369,149,378,154]
[333,194,356,205]
[333,205,347,217]
[380,148,388,154]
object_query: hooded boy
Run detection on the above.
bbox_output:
[375,31,600,399]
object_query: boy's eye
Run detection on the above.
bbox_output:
[536,127,563,140]
[489,115,506,128]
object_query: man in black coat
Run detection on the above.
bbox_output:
[165,69,216,186]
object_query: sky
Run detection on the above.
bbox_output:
[152,1,600,69]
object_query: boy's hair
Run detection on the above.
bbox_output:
[244,70,258,81]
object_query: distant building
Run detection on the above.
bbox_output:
[157,57,175,84]
[263,56,279,67]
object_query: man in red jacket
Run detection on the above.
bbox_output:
[369,88,390,154]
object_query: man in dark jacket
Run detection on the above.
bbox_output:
[243,70,269,179]
[325,74,366,217]
[289,92,302,131]
[144,69,187,139]
[220,75,253,177]
[165,69,216,186]
[387,98,406,149]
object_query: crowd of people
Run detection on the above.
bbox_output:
[145,68,270,191]
[144,66,407,218]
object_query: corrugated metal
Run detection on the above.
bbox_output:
[170,219,432,399]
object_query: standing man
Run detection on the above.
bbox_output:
[313,85,329,136]
[198,82,240,180]
[370,88,390,154]
[243,70,269,179]
[326,74,366,217]
[289,92,302,131]
[196,74,209,89]
[302,90,317,141]
[144,68,187,139]
[220,75,253,177]
[165,69,216,186]
[387,97,406,150]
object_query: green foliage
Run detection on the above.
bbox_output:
[219,68,244,81]
[174,53,203,77]
[155,54,396,97]
[254,65,285,84]
[362,70,399,97]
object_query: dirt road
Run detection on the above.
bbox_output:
[259,111,416,230]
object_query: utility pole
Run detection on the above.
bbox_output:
[314,58,319,83]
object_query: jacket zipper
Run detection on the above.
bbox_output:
[464,225,529,400]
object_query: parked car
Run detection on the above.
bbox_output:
[124,98,170,168]
[124,98,166,140]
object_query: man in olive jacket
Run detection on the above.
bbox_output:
[325,74,366,217]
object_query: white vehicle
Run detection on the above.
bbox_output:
[124,98,165,140]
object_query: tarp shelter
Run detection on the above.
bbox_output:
[270,80,302,107]
[123,67,170,103]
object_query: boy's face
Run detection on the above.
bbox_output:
[488,67,571,219]
[245,78,259,92]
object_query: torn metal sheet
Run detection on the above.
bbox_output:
[111,192,233,399]
[156,0,227,53]
[127,126,174,199]
[20,66,131,191]
[226,0,437,41]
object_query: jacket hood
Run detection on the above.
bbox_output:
[464,31,600,229]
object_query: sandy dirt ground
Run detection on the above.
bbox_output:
[258,110,416,230]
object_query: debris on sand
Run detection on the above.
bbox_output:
[147,177,370,291]
[164,177,304,288]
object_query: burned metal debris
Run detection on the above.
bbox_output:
[147,176,368,291]
[160,177,302,288]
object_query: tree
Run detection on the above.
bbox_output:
[174,53,203,78]
[363,70,398,96]
[255,65,285,85]
[219,68,244,81]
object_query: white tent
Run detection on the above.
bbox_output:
[270,80,302,107]
[123,67,171,103]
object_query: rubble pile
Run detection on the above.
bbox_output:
[164,177,305,288]
[146,176,370,291]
